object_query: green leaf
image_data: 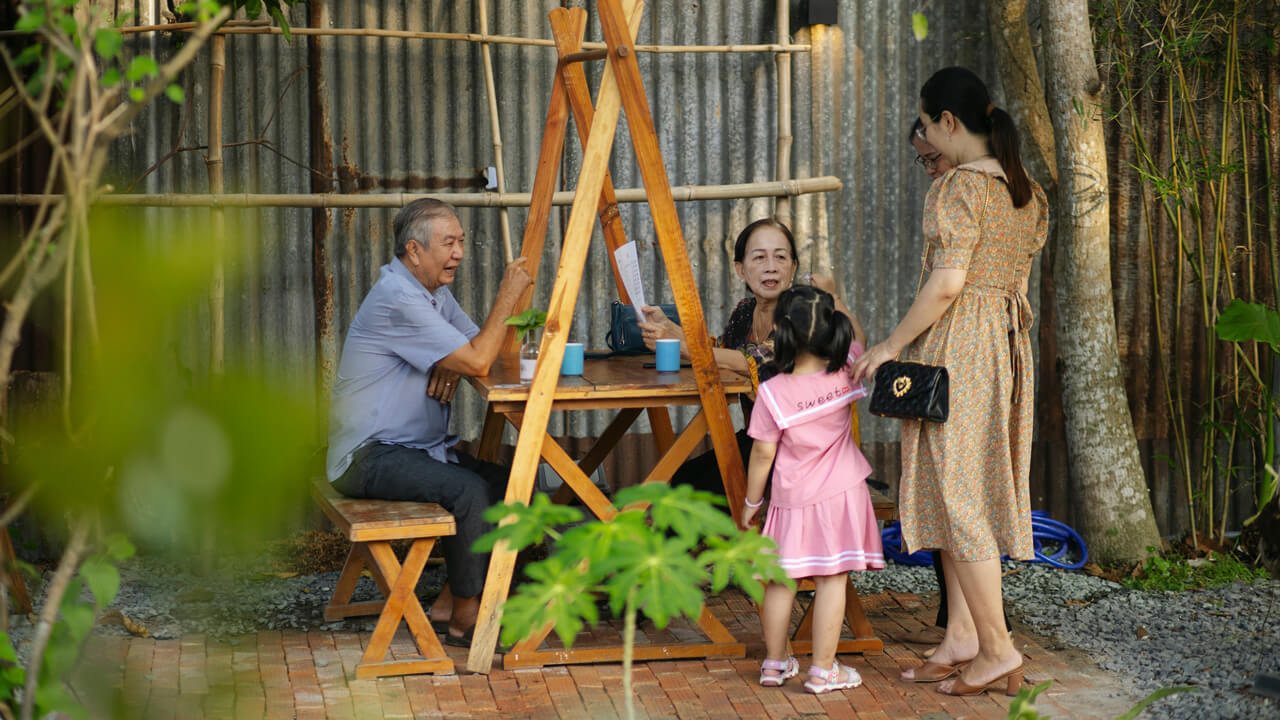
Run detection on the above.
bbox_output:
[504,309,548,339]
[57,12,77,40]
[126,55,159,83]
[699,530,791,602]
[94,29,123,60]
[105,532,136,562]
[129,87,145,102]
[498,555,597,648]
[1215,298,1280,351]
[596,533,707,628]
[244,0,263,19]
[911,12,928,41]
[100,67,122,87]
[268,3,292,43]
[556,510,648,568]
[472,495,582,553]
[1114,686,1196,720]
[166,84,185,104]
[80,556,121,608]
[616,484,735,545]
[14,43,43,68]
[15,9,46,33]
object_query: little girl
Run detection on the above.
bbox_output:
[742,285,884,694]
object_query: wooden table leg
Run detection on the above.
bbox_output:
[477,406,507,463]
[788,575,883,656]
[551,406,640,505]
[641,410,708,485]
[356,540,454,678]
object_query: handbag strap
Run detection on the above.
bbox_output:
[915,173,994,363]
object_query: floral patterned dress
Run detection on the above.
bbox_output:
[898,164,1048,562]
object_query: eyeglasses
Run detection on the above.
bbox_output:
[914,152,941,170]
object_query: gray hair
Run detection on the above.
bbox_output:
[393,198,458,258]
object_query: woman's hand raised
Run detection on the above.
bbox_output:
[636,305,684,352]
[849,341,897,385]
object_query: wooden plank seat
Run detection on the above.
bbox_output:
[311,477,457,678]
[784,487,898,656]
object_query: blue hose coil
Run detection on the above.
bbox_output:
[880,511,1088,570]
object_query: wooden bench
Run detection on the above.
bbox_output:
[784,487,897,656]
[311,478,457,678]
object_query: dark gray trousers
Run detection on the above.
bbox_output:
[333,443,509,598]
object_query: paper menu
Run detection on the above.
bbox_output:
[612,241,647,317]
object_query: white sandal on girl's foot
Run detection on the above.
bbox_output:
[758,656,799,686]
[804,661,862,694]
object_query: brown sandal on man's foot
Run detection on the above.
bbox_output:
[906,661,965,683]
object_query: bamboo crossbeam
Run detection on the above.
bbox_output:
[0,23,810,54]
[0,177,841,209]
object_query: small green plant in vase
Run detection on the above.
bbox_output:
[505,308,547,381]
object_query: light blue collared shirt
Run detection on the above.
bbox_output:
[325,258,480,481]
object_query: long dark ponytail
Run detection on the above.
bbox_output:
[772,285,853,375]
[920,66,1032,208]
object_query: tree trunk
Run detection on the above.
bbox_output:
[1043,0,1161,564]
[986,0,1056,192]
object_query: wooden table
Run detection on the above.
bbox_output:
[467,354,753,668]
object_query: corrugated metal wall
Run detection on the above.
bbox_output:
[79,1,1271,535]
[103,0,999,436]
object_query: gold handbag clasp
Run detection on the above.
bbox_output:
[892,375,912,397]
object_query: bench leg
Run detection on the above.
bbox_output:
[357,539,454,678]
[324,543,391,622]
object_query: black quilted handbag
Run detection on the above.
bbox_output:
[604,301,680,354]
[869,361,949,423]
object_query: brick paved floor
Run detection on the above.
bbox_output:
[77,590,1136,719]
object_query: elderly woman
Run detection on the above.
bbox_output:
[637,218,865,494]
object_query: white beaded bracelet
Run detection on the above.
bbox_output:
[743,496,764,508]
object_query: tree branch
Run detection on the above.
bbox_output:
[100,6,233,139]
[18,520,88,720]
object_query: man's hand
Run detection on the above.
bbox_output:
[428,367,462,403]
[498,257,533,299]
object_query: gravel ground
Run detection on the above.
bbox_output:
[852,561,1280,720]
[8,554,1278,719]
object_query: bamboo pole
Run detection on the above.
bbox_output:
[477,1,513,263]
[12,23,809,54]
[0,176,842,208]
[774,0,793,229]
[207,34,226,376]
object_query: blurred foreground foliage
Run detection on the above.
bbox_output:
[1,211,319,718]
[11,209,319,554]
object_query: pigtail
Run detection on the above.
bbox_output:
[822,310,853,373]
[987,107,1032,208]
[772,315,798,374]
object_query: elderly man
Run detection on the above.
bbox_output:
[326,198,530,647]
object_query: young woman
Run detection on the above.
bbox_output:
[852,67,1048,697]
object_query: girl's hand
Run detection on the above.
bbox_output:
[849,341,897,384]
[741,501,761,527]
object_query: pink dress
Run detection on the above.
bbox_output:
[747,343,885,578]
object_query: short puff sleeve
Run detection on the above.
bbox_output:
[924,169,988,271]
[747,389,781,443]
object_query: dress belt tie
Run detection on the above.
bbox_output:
[962,285,1034,405]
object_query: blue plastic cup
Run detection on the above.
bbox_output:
[655,338,681,372]
[561,342,584,376]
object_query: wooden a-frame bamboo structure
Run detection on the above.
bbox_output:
[466,0,749,673]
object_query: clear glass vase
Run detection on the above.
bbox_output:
[519,333,539,382]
